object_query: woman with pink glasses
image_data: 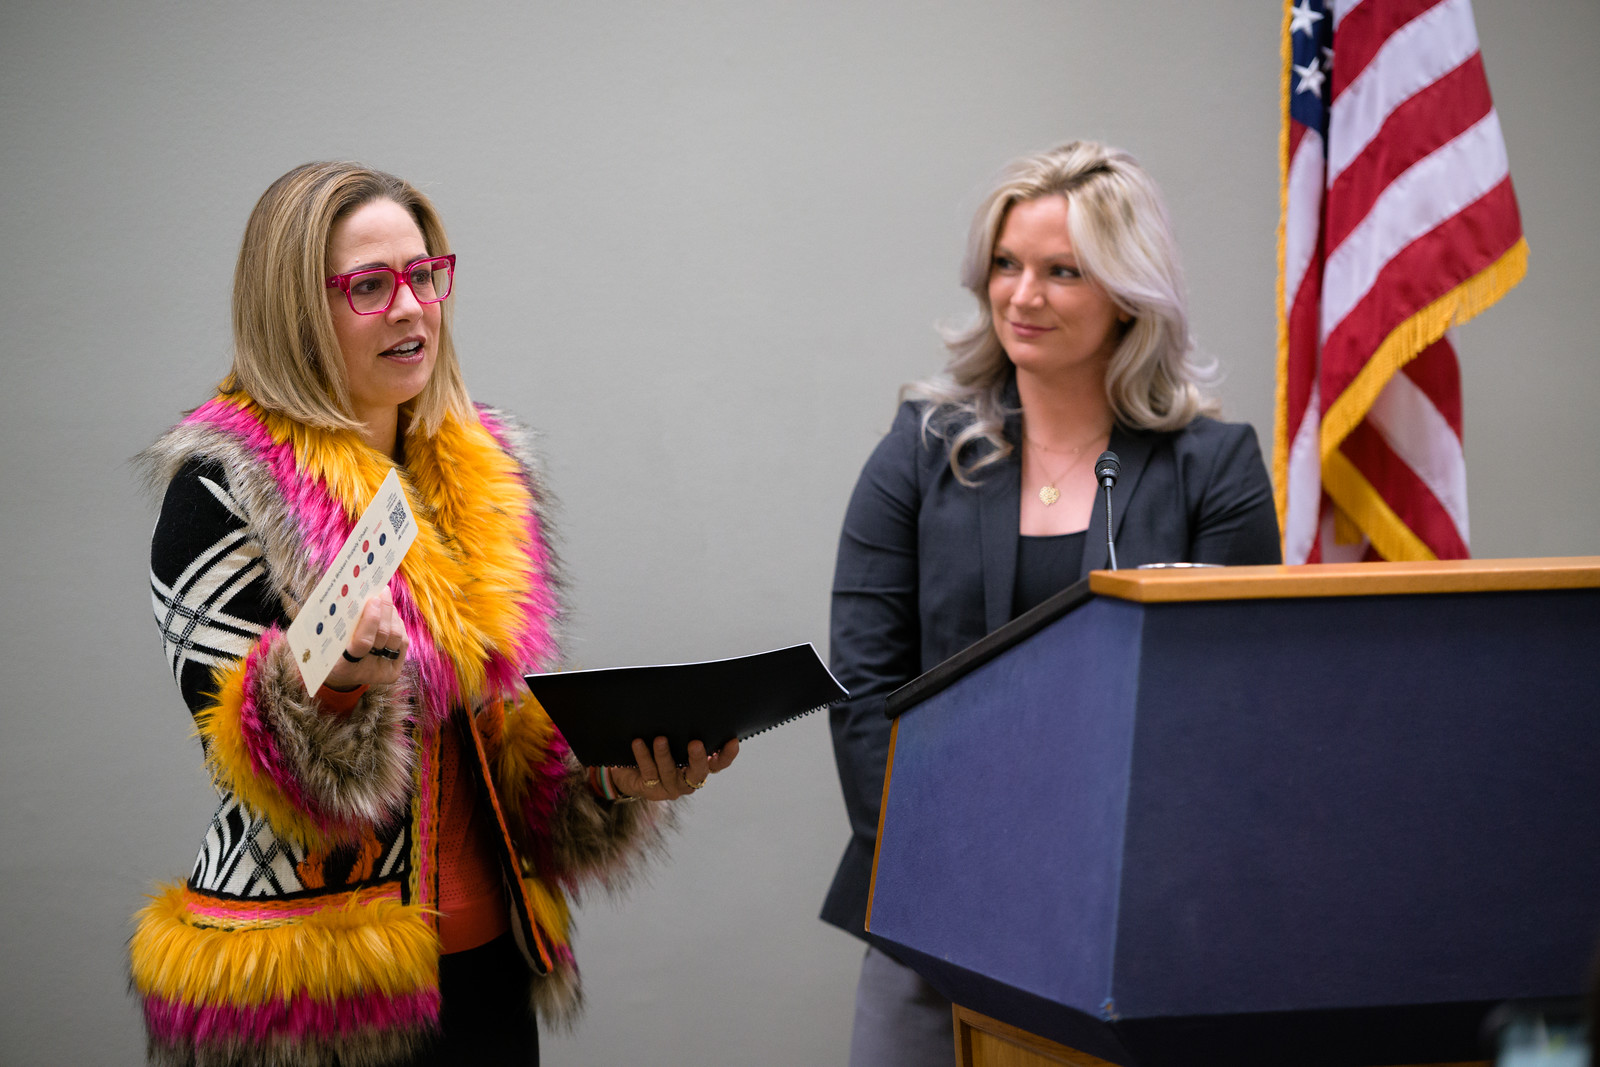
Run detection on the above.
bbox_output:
[131,161,736,1066]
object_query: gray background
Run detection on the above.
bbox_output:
[2,1,1595,1064]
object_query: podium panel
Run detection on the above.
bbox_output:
[869,565,1600,1067]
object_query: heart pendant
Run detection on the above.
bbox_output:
[1039,485,1060,506]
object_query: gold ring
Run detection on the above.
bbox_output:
[685,776,707,790]
[641,778,661,788]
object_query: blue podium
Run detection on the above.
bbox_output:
[867,559,1600,1067]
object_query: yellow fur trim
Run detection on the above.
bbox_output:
[1322,447,1436,561]
[196,659,333,850]
[235,398,540,705]
[1272,0,1296,543]
[494,694,559,815]
[1319,237,1528,462]
[522,877,573,947]
[130,883,438,1005]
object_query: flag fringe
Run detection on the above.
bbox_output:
[1319,236,1528,462]
[1322,447,1437,562]
[1272,0,1297,544]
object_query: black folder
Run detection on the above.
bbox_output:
[524,642,847,767]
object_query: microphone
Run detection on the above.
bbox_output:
[1095,451,1120,570]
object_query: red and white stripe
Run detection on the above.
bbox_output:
[1281,111,1328,564]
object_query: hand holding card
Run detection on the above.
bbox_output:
[285,468,420,693]
[321,586,411,691]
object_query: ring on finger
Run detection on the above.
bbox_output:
[342,650,365,664]
[641,778,661,789]
[684,774,707,790]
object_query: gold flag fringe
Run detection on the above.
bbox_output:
[1272,0,1297,540]
[1319,236,1528,462]
[1322,447,1436,562]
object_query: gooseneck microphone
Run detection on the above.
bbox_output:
[1095,451,1121,570]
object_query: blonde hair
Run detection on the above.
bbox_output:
[908,141,1217,483]
[223,161,474,437]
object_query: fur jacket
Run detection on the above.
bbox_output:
[132,393,662,1066]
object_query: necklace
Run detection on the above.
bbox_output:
[1024,427,1110,506]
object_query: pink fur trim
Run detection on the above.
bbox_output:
[189,401,561,712]
[144,987,439,1045]
[235,627,321,819]
[187,400,346,575]
[189,400,465,727]
[517,739,576,876]
[388,575,458,726]
[183,884,402,924]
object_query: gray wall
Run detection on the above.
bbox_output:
[2,2,1595,1063]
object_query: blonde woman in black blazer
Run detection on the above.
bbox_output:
[823,142,1281,1066]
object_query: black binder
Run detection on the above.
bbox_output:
[525,642,847,767]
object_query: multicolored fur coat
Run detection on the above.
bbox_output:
[133,393,662,1066]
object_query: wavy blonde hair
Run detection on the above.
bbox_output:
[907,141,1217,483]
[222,161,474,437]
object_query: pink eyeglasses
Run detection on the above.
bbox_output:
[325,254,456,315]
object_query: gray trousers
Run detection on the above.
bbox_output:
[848,945,956,1067]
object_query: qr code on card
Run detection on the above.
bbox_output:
[389,499,408,535]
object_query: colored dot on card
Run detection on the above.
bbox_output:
[341,584,348,597]
[328,604,337,616]
[353,565,361,577]
[362,540,369,552]
[367,552,375,564]
[316,623,323,635]
[379,533,387,546]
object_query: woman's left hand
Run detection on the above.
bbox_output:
[609,736,740,801]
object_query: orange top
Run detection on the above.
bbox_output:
[315,683,367,714]
[437,724,510,953]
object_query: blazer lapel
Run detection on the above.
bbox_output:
[1079,425,1156,576]
[979,417,1023,633]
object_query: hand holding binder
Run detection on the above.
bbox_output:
[605,736,740,801]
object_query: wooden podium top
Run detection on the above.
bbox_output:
[1089,556,1600,603]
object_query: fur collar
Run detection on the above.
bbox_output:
[140,394,562,725]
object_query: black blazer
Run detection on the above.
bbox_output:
[821,397,1282,939]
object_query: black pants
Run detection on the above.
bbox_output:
[409,933,540,1065]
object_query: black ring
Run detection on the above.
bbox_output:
[341,650,365,664]
[375,647,400,660]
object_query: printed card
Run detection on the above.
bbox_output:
[285,468,419,693]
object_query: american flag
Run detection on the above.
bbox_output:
[1274,0,1527,563]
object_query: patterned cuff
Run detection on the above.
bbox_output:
[585,765,639,803]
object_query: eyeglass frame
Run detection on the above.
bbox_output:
[324,254,457,316]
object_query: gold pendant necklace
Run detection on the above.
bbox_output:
[1026,426,1110,507]
[1032,451,1083,507]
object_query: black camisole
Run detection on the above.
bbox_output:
[1012,531,1086,617]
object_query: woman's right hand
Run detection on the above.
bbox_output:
[320,587,410,691]
[608,736,740,801]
